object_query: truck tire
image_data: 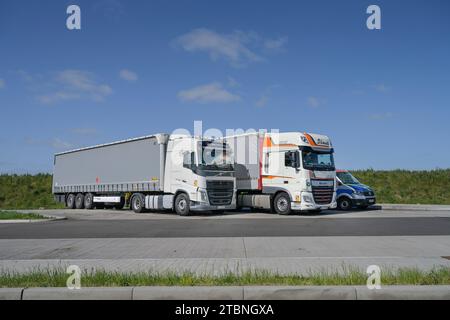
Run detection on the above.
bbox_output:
[75,193,85,209]
[338,197,352,210]
[84,193,94,209]
[66,194,76,209]
[174,193,190,216]
[131,193,145,213]
[273,192,291,215]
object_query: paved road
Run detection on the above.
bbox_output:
[1,215,450,238]
[1,208,449,275]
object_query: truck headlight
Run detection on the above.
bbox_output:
[303,194,313,203]
[200,190,208,202]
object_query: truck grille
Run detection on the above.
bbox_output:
[312,186,334,205]
[206,180,234,206]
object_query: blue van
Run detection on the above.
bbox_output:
[336,170,376,210]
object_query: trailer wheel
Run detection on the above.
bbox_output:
[174,193,190,216]
[131,193,145,213]
[66,194,76,209]
[75,193,85,209]
[84,193,94,210]
[273,192,291,215]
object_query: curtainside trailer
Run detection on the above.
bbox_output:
[53,134,236,215]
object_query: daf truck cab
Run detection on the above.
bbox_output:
[224,132,337,215]
[53,133,236,216]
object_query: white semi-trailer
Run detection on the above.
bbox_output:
[224,132,337,215]
[53,134,236,215]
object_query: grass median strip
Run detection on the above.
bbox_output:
[0,266,449,287]
[0,210,49,220]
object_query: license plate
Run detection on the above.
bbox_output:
[217,206,226,209]
[368,199,374,203]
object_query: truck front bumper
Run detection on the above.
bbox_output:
[291,192,337,211]
[190,201,236,211]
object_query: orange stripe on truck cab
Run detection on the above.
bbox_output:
[262,175,294,179]
[263,136,297,148]
[303,133,329,148]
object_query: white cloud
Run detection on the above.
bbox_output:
[255,94,268,108]
[173,29,287,67]
[37,92,81,104]
[119,69,138,81]
[255,85,281,108]
[36,70,112,104]
[227,76,240,88]
[71,127,98,135]
[307,96,321,108]
[178,82,241,104]
[25,137,74,150]
[51,138,74,150]
[0,78,5,88]
[264,36,288,51]
[369,112,393,120]
[372,83,390,93]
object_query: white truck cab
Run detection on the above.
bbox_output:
[225,131,337,214]
[163,134,236,214]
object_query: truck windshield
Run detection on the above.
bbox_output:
[337,171,359,184]
[198,141,234,172]
[301,148,335,171]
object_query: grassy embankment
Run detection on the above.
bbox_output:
[0,170,449,209]
[351,169,450,205]
[0,267,449,287]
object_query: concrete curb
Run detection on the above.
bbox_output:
[379,204,450,211]
[1,286,449,300]
[0,217,65,224]
[0,210,66,223]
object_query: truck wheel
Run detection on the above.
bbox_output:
[75,193,85,209]
[273,192,291,215]
[66,194,76,209]
[84,193,94,209]
[338,197,352,210]
[131,193,145,213]
[174,193,190,216]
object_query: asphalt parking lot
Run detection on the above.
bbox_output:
[1,206,449,275]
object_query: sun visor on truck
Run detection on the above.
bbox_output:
[299,146,334,153]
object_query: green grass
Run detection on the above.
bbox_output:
[0,266,449,287]
[0,170,449,209]
[0,210,48,220]
[351,169,450,205]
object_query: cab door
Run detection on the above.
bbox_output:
[282,150,301,186]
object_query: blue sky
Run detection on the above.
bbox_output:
[0,0,449,173]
